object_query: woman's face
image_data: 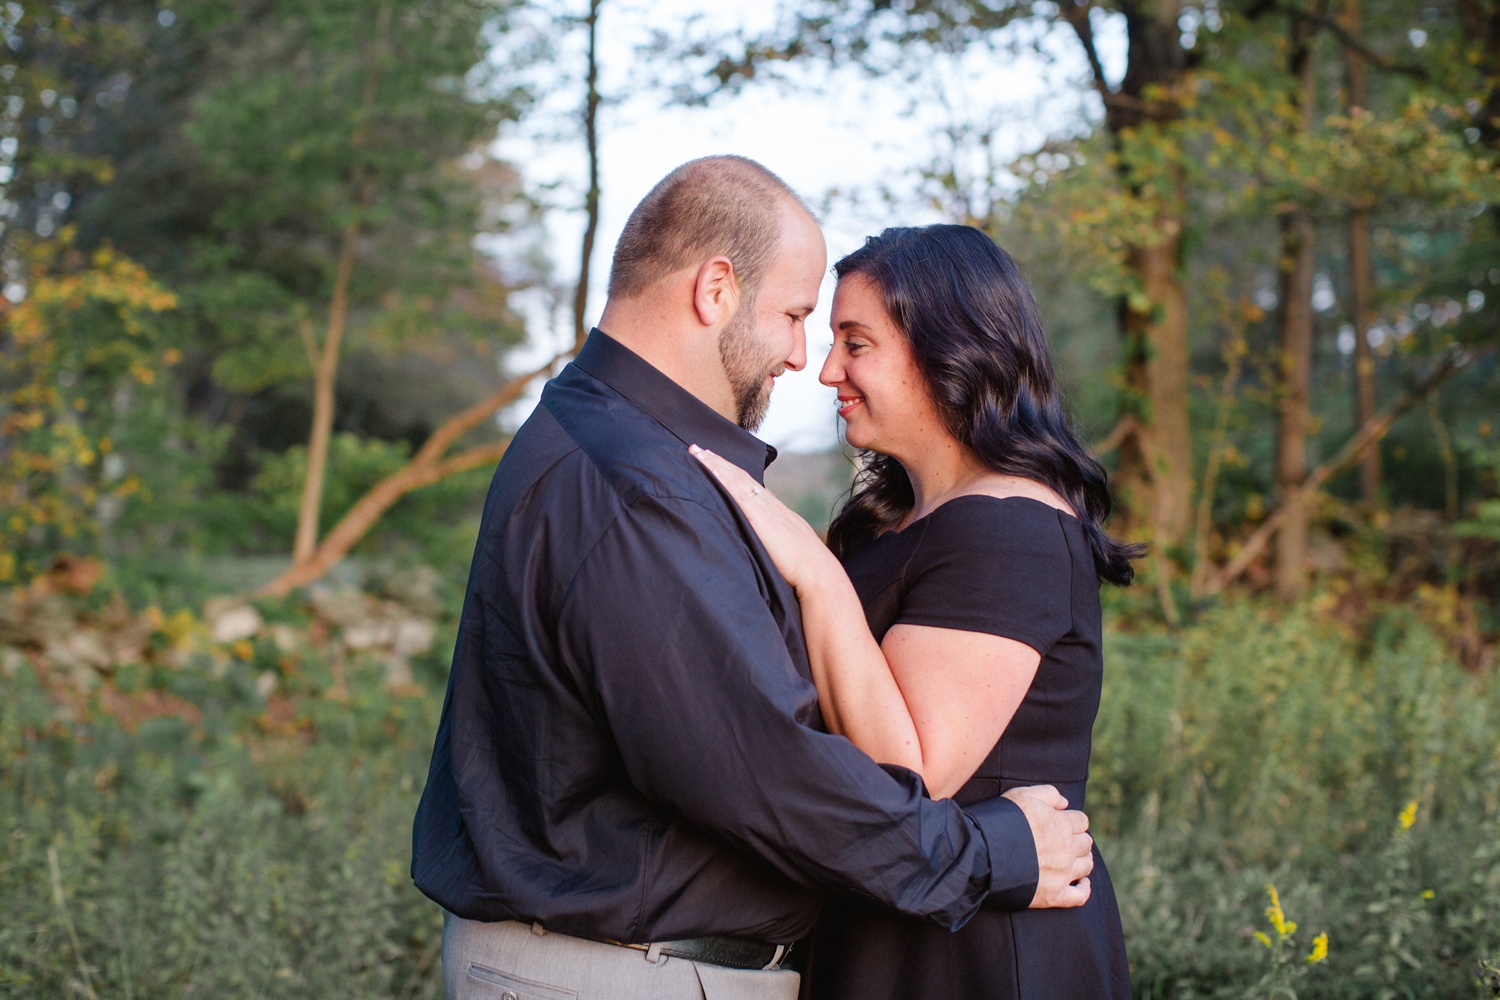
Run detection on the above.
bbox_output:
[820,275,952,460]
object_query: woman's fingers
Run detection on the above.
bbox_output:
[690,443,826,587]
[690,444,769,508]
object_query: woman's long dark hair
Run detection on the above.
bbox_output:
[826,224,1142,586]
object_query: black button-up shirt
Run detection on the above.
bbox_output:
[411,330,1038,944]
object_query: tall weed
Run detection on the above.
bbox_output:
[1095,596,1500,997]
[2,591,1497,997]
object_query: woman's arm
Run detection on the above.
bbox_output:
[691,445,1038,799]
[796,573,1040,798]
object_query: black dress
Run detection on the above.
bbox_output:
[808,495,1131,1000]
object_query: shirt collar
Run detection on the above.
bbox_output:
[572,328,778,483]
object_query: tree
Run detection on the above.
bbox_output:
[3,0,555,587]
[1272,10,1318,602]
[255,0,609,597]
[175,0,526,565]
[684,1,1198,562]
[1342,0,1381,505]
[0,2,192,581]
[1057,1,1196,565]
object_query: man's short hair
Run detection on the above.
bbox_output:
[607,155,810,301]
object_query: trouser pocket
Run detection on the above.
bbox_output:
[464,963,578,1000]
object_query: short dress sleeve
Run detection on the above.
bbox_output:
[895,497,1074,656]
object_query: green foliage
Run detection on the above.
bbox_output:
[2,0,536,585]
[0,605,452,998]
[0,232,214,582]
[4,589,1497,998]
[1457,442,1500,542]
[173,0,528,374]
[244,431,491,556]
[1093,596,1500,998]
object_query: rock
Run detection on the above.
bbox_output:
[342,620,395,651]
[307,585,373,628]
[1306,529,1349,573]
[203,599,264,644]
[44,628,112,674]
[392,618,436,656]
[269,624,302,653]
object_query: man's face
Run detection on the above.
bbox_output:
[718,206,825,430]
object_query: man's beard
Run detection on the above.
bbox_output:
[718,296,779,431]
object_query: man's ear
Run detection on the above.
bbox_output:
[692,256,739,327]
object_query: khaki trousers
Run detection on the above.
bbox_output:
[442,913,801,1000]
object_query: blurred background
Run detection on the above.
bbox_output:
[2,1,1498,996]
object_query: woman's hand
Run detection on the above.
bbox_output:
[689,444,835,593]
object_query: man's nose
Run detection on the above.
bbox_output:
[784,325,807,372]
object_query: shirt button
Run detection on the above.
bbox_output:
[501,993,518,1000]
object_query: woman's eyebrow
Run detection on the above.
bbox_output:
[837,319,872,332]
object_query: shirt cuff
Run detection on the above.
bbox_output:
[965,795,1039,911]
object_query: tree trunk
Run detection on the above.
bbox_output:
[1348,207,1378,501]
[573,0,602,350]
[292,220,358,563]
[1117,232,1193,549]
[1062,0,1194,554]
[1342,0,1380,504]
[289,3,389,564]
[1274,210,1315,601]
[1273,17,1318,602]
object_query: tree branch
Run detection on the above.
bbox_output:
[1264,0,1430,78]
[254,348,573,599]
[1057,2,1111,98]
[1090,414,1137,457]
[1203,347,1484,595]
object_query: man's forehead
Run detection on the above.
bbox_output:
[778,210,826,267]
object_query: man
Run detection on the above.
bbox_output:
[412,156,1094,1000]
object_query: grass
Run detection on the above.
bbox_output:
[2,588,1498,998]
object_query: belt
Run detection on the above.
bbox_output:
[616,934,801,972]
[582,929,800,972]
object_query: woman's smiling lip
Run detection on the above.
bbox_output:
[836,395,864,418]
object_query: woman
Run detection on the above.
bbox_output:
[691,224,1136,999]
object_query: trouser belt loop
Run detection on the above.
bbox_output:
[645,942,664,964]
[762,944,786,971]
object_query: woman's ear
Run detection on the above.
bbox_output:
[692,256,740,327]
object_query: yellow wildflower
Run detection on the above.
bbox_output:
[1421,889,1434,899]
[1306,932,1328,964]
[1399,799,1420,830]
[1265,884,1297,938]
[164,608,200,648]
[1254,931,1272,948]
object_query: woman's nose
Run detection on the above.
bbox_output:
[818,351,842,386]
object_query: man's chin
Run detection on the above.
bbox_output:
[736,387,774,431]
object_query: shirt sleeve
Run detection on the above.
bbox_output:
[897,500,1074,656]
[555,492,1039,925]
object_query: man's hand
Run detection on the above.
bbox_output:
[1002,784,1093,908]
